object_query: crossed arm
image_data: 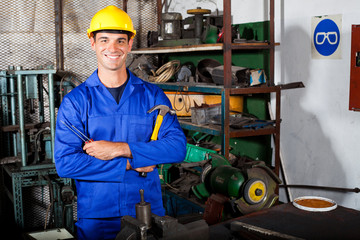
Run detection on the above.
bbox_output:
[83,140,155,172]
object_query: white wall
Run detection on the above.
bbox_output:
[168,0,360,210]
[276,0,360,210]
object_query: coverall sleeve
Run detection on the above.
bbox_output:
[54,96,128,182]
[128,90,187,169]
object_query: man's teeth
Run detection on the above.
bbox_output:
[107,55,119,59]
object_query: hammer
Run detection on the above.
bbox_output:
[139,105,176,177]
[147,105,176,141]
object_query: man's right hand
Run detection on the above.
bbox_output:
[126,160,155,173]
[134,165,156,173]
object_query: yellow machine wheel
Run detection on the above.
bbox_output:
[187,8,211,15]
[243,178,267,204]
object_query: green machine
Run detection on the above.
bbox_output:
[163,144,281,224]
[192,153,281,216]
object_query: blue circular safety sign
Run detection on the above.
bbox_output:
[313,19,340,56]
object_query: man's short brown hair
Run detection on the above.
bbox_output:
[92,30,133,42]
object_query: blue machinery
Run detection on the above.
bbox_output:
[0,66,74,232]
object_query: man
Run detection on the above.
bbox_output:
[54,5,187,240]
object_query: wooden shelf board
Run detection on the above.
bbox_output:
[132,42,279,54]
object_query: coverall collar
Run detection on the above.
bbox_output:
[85,69,143,87]
[85,69,143,106]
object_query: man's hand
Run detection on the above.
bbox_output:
[126,160,156,173]
[84,140,155,173]
[83,140,132,160]
[134,165,156,173]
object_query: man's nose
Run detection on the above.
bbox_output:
[107,41,118,51]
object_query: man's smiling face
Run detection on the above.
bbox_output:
[90,32,133,73]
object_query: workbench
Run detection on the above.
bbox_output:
[210,202,360,239]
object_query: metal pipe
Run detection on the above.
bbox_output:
[123,0,128,12]
[157,0,162,25]
[54,0,64,71]
[274,88,281,195]
[221,89,230,159]
[9,73,17,156]
[48,73,56,162]
[0,71,11,156]
[223,0,232,88]
[38,75,44,123]
[269,0,275,86]
[194,14,203,39]
[221,90,225,156]
[268,102,292,202]
[16,72,27,167]
[279,184,360,193]
[221,0,231,160]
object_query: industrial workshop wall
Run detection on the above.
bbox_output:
[0,0,158,82]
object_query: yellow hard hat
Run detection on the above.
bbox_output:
[87,5,136,39]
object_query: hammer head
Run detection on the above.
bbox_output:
[147,105,176,116]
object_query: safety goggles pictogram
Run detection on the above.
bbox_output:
[315,31,338,45]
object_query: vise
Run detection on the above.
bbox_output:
[116,190,209,240]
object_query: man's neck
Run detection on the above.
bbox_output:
[98,68,128,88]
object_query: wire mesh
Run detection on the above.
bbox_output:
[127,0,158,49]
[0,0,158,82]
[23,185,51,229]
[0,0,56,70]
[63,0,158,82]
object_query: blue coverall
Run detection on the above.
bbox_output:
[54,69,187,239]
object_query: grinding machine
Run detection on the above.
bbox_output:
[162,145,282,225]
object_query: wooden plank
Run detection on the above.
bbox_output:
[131,42,277,54]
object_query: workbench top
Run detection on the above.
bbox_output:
[210,202,360,239]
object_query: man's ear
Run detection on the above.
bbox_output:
[90,37,96,51]
[128,38,134,51]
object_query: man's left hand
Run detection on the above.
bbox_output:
[83,140,132,160]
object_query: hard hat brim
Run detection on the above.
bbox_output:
[87,28,136,39]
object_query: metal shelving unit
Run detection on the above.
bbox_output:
[132,0,281,175]
[220,0,279,174]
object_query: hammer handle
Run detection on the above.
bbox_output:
[150,115,164,141]
[140,113,164,177]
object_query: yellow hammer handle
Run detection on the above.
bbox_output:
[150,115,164,141]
